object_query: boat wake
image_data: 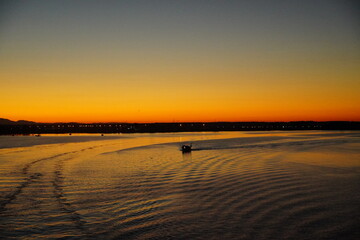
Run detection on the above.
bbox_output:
[0,131,359,239]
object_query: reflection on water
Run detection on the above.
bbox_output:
[182,152,192,161]
[0,131,359,239]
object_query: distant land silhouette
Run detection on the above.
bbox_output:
[0,118,36,125]
[0,118,359,135]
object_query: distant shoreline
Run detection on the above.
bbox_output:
[0,121,359,135]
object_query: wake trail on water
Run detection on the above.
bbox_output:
[0,141,122,239]
[191,137,356,151]
[0,132,359,239]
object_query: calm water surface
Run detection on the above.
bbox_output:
[0,131,359,239]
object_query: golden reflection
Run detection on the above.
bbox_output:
[182,152,192,161]
[284,146,360,167]
[0,131,359,239]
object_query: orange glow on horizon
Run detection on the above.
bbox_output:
[0,1,359,123]
[3,107,360,124]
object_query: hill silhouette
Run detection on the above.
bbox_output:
[0,118,36,125]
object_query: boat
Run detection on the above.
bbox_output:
[181,144,192,153]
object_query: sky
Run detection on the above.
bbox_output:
[0,0,359,123]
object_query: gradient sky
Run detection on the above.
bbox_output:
[0,0,359,122]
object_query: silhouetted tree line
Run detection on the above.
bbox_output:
[0,121,359,135]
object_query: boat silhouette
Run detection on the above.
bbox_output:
[181,144,192,153]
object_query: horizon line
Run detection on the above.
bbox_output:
[3,119,360,124]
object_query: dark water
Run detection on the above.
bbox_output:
[0,131,359,239]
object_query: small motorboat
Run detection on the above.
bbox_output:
[181,144,192,153]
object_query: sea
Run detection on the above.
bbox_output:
[0,131,359,239]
